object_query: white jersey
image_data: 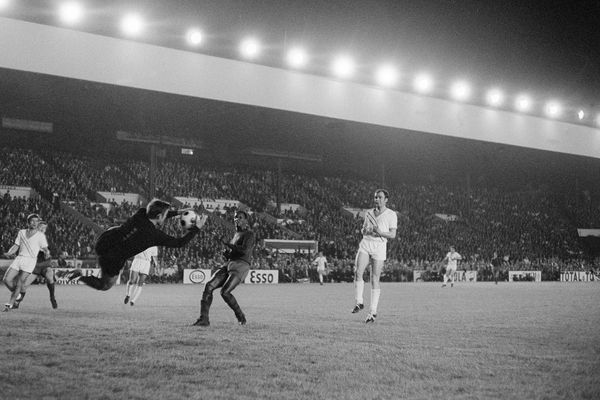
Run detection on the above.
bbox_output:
[133,246,158,262]
[362,208,397,243]
[15,229,48,258]
[313,256,327,271]
[445,251,462,270]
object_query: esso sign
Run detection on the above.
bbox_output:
[245,270,279,284]
[189,270,207,284]
[183,269,212,284]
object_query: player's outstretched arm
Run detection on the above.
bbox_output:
[166,208,193,219]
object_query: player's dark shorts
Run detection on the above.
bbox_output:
[95,227,124,256]
[32,262,52,276]
[226,260,250,281]
[98,255,126,278]
[95,228,126,277]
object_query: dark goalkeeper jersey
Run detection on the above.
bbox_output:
[225,229,255,265]
[96,208,199,260]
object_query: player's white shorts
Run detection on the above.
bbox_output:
[357,239,387,261]
[317,267,326,274]
[9,256,37,274]
[130,259,151,275]
[446,265,457,275]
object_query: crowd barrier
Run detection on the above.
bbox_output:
[508,271,542,282]
[413,270,477,282]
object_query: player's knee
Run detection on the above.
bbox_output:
[220,287,232,299]
[204,282,218,294]
[100,276,117,291]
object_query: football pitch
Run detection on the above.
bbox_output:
[1,282,599,400]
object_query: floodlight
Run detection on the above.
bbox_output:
[515,94,532,112]
[486,88,505,107]
[58,2,83,25]
[375,65,398,87]
[331,56,355,79]
[240,37,261,59]
[286,47,308,69]
[121,13,144,37]
[413,73,433,94]
[186,29,203,46]
[450,80,471,101]
[544,101,562,118]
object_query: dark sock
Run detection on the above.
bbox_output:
[222,293,243,319]
[80,276,106,290]
[200,300,210,320]
[47,282,55,298]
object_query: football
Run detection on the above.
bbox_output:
[179,210,198,230]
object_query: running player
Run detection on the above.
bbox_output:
[2,214,50,311]
[124,246,158,306]
[442,246,462,287]
[351,189,397,323]
[193,210,254,327]
[12,221,58,309]
[490,251,502,284]
[70,199,207,292]
[312,251,328,285]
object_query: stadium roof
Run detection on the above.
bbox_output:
[3,0,599,109]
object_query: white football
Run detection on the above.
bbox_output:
[180,210,198,230]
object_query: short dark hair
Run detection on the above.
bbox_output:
[27,213,40,223]
[375,189,389,199]
[146,199,171,219]
[235,210,249,220]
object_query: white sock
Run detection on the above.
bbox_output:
[126,283,133,297]
[131,286,143,303]
[370,289,381,314]
[355,280,364,304]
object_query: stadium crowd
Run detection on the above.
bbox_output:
[0,146,597,282]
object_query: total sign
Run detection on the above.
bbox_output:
[245,269,279,284]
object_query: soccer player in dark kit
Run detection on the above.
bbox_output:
[193,210,254,326]
[70,199,207,291]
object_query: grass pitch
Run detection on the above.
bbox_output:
[1,282,599,400]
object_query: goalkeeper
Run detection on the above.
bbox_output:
[70,199,207,291]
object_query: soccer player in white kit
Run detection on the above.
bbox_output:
[2,214,50,311]
[352,189,397,323]
[442,246,462,287]
[312,251,328,285]
[124,246,158,306]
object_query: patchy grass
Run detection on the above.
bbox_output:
[1,282,599,400]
